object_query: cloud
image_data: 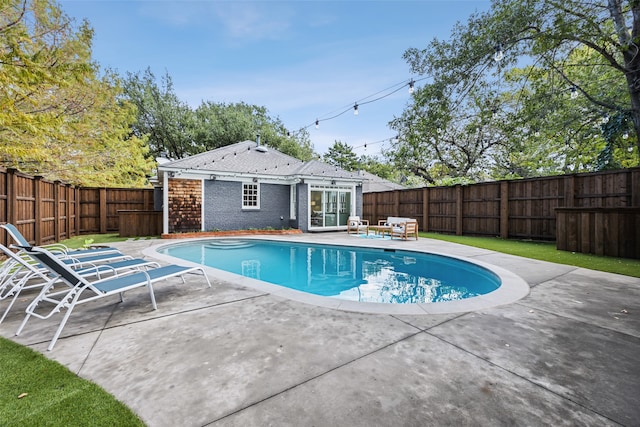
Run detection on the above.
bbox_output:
[213,3,295,42]
[137,1,296,43]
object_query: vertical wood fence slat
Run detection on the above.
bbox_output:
[99,188,107,234]
[422,187,429,232]
[500,181,509,238]
[455,185,463,235]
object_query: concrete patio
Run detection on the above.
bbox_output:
[1,233,638,426]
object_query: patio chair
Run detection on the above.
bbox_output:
[1,222,135,267]
[0,243,161,324]
[390,219,419,240]
[1,222,122,258]
[347,216,369,234]
[15,246,211,350]
[0,244,51,324]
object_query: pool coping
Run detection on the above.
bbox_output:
[143,235,530,315]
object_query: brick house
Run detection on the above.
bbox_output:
[157,140,367,234]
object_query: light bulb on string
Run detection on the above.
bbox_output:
[353,103,359,116]
[570,86,578,99]
[315,119,319,129]
[408,79,415,94]
[493,44,504,62]
[601,113,609,124]
[623,131,629,139]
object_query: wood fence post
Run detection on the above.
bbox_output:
[6,168,16,226]
[422,187,429,233]
[500,181,509,239]
[456,185,463,236]
[34,176,42,245]
[75,188,81,236]
[100,188,107,234]
[65,184,72,239]
[53,181,61,243]
[632,168,640,206]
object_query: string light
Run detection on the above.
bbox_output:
[299,77,426,132]
[493,43,504,62]
[570,86,578,99]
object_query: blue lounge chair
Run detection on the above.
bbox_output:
[0,244,50,324]
[0,244,161,324]
[1,222,122,258]
[15,246,211,350]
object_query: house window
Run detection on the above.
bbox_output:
[243,183,259,209]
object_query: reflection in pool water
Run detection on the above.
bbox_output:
[159,239,501,304]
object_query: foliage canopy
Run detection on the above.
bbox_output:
[0,0,154,187]
[122,68,317,162]
[389,0,639,185]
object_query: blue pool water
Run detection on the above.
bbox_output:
[159,239,501,304]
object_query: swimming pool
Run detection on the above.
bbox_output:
[157,239,501,304]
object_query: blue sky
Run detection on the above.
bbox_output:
[60,0,490,156]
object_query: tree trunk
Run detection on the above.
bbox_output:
[609,0,640,153]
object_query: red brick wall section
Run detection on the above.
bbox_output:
[168,178,202,233]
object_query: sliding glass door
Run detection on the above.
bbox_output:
[310,187,352,229]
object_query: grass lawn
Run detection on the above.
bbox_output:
[422,232,640,278]
[0,338,144,427]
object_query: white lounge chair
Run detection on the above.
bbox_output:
[15,246,211,350]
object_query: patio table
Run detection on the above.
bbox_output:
[368,225,392,237]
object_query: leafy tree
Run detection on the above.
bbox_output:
[323,140,359,171]
[124,70,316,162]
[358,154,395,180]
[392,0,639,184]
[54,71,154,187]
[122,68,195,160]
[193,101,316,161]
[0,0,93,165]
[0,0,154,187]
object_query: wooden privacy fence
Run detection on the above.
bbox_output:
[556,207,640,259]
[0,168,156,247]
[364,168,640,257]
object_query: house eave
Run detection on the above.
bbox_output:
[158,167,363,186]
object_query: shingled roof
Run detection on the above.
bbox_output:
[159,140,367,181]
